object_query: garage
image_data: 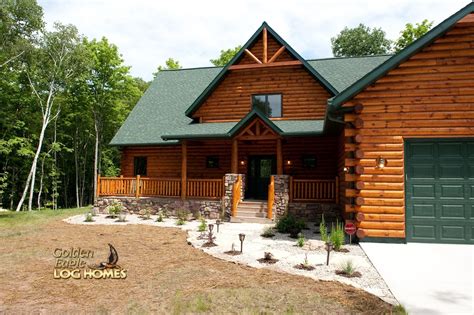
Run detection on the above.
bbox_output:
[405,139,474,244]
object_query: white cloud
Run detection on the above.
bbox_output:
[39,0,470,80]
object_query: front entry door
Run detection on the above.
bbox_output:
[247,156,276,200]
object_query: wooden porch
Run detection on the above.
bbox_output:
[97,175,339,202]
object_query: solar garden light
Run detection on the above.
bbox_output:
[325,241,333,266]
[239,233,246,253]
[208,224,215,244]
[216,219,221,233]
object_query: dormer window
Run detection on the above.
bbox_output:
[252,94,282,118]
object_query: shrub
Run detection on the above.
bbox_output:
[156,212,163,222]
[320,214,328,242]
[84,212,94,222]
[139,208,152,220]
[176,218,186,226]
[330,221,345,250]
[177,209,190,221]
[276,214,306,233]
[198,218,207,232]
[296,233,305,247]
[260,226,275,238]
[339,260,356,276]
[107,201,122,218]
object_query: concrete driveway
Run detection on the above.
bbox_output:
[360,242,473,315]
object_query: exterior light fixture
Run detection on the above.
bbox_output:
[343,167,349,173]
[238,233,246,253]
[216,219,221,233]
[285,160,292,166]
[240,160,245,166]
[208,224,214,233]
[325,241,333,266]
[376,157,387,169]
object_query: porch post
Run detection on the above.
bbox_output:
[181,140,187,199]
[276,138,283,175]
[231,139,238,173]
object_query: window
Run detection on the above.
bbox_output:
[302,155,317,169]
[206,156,219,168]
[252,94,282,118]
[133,156,147,176]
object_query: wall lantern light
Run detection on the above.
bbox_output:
[343,167,349,173]
[376,157,387,169]
[286,160,292,166]
[240,160,245,166]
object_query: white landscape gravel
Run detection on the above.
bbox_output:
[64,213,397,305]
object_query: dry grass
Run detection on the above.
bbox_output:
[0,209,393,314]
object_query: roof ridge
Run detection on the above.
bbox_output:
[306,54,393,62]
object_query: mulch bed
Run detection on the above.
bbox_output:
[224,250,242,256]
[201,241,218,248]
[257,258,279,264]
[335,270,362,278]
[294,264,316,271]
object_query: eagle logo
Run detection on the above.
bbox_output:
[89,243,121,269]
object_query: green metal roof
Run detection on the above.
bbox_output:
[110,55,389,146]
[329,2,474,110]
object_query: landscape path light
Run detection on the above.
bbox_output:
[216,219,221,233]
[239,233,246,253]
[325,241,333,266]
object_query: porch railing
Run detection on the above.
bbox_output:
[290,177,339,203]
[97,176,224,199]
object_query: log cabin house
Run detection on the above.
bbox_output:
[101,3,474,244]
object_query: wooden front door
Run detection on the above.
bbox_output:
[247,155,276,200]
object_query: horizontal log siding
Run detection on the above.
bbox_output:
[342,16,474,239]
[238,32,295,65]
[193,67,330,122]
[120,146,181,178]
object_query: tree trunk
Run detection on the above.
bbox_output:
[75,129,80,209]
[93,116,99,204]
[37,155,46,210]
[17,117,48,211]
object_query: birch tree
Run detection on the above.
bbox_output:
[15,23,84,211]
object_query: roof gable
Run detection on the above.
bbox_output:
[184,22,338,118]
[329,2,474,110]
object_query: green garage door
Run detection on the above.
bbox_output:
[405,139,474,244]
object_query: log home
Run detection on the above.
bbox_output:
[101,3,474,244]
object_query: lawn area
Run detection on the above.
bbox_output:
[0,208,393,314]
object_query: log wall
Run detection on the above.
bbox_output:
[342,15,474,239]
[120,137,338,180]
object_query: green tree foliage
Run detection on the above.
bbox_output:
[0,0,146,210]
[331,23,392,57]
[394,19,433,52]
[153,57,182,78]
[210,45,242,66]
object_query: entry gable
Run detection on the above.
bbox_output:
[185,22,338,118]
[229,109,283,140]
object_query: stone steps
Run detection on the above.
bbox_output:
[231,200,273,223]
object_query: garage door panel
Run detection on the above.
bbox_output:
[413,204,436,218]
[440,225,466,241]
[406,139,474,244]
[439,164,464,179]
[440,184,465,199]
[440,204,466,219]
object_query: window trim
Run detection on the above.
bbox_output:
[251,93,283,118]
[302,155,317,169]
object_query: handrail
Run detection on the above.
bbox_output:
[267,175,274,219]
[231,175,242,217]
[290,177,338,202]
[97,176,223,199]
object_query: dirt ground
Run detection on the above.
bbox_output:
[0,211,394,314]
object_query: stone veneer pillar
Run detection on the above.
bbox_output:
[223,173,246,220]
[273,175,290,219]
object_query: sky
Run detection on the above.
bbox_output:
[39,0,470,81]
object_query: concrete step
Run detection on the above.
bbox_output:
[236,209,267,217]
[230,216,273,224]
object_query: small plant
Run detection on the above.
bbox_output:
[257,252,279,264]
[139,208,152,220]
[156,212,163,222]
[198,218,207,232]
[294,253,315,270]
[320,214,328,242]
[330,221,345,251]
[393,304,408,315]
[106,201,122,218]
[336,259,361,278]
[84,212,94,222]
[296,233,305,247]
[276,214,306,235]
[116,213,127,222]
[260,226,275,238]
[176,218,186,226]
[177,209,190,222]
